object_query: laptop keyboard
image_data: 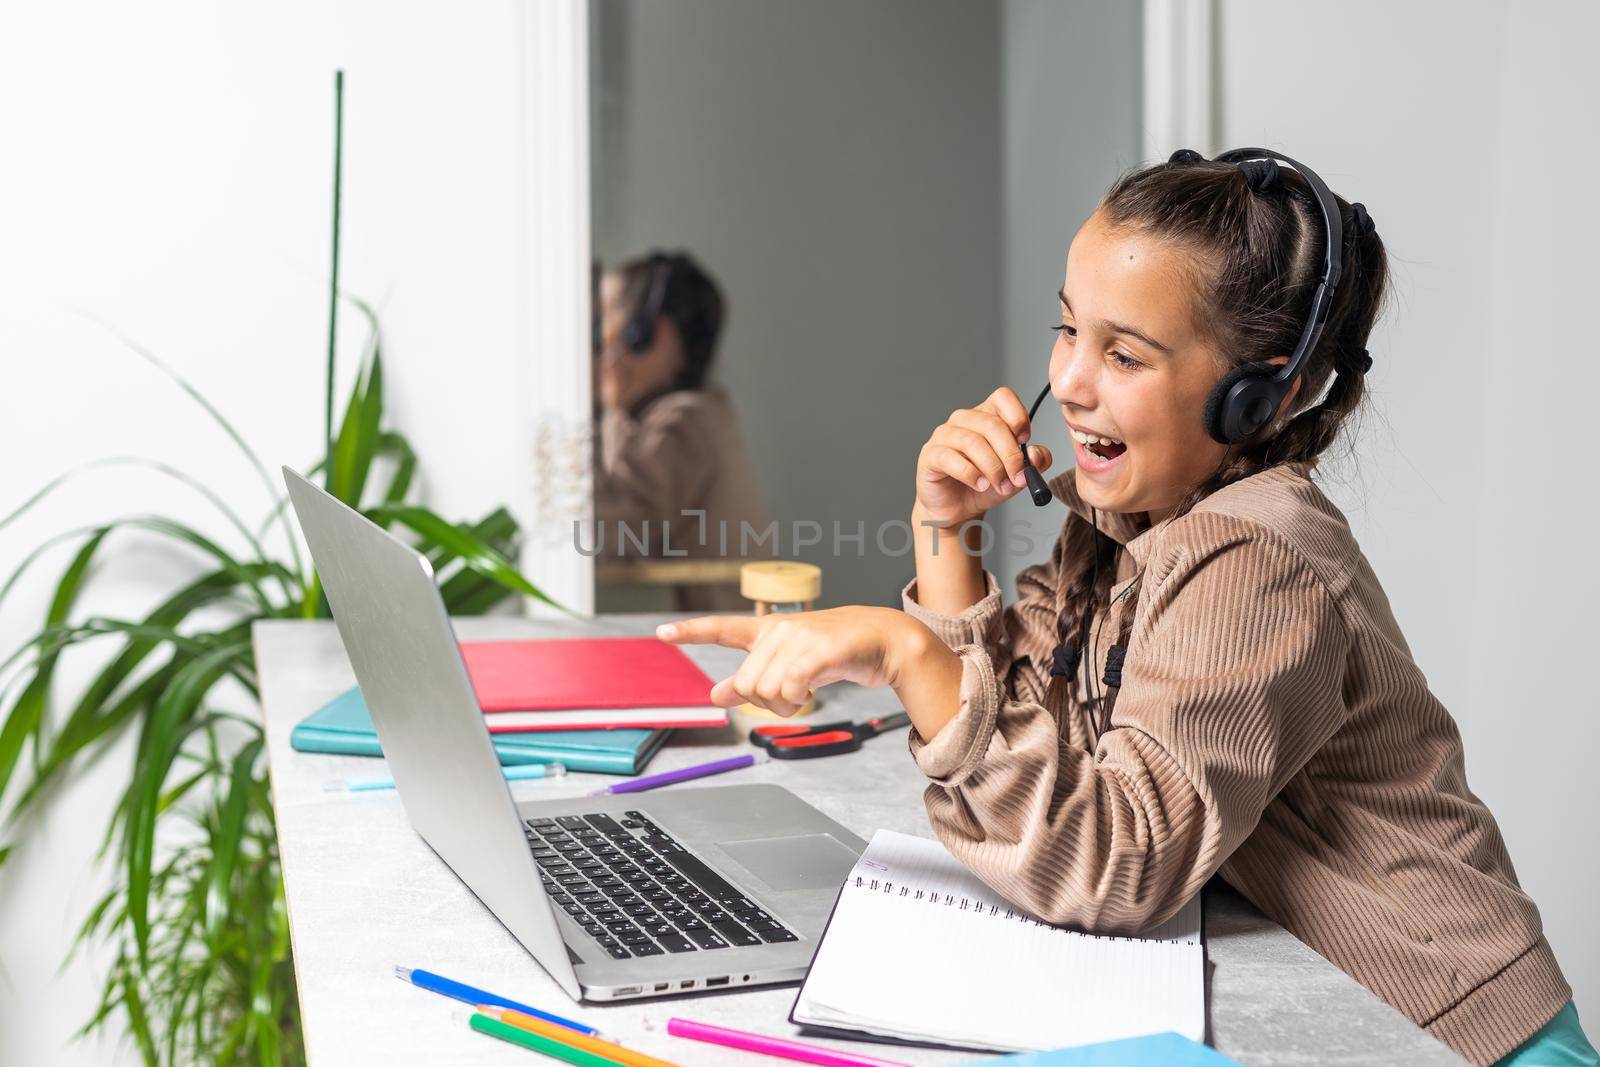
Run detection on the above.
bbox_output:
[525,811,799,960]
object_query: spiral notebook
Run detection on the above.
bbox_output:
[790,830,1205,1053]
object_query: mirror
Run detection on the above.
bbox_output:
[587,0,1141,613]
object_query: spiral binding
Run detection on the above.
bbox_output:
[848,874,1195,946]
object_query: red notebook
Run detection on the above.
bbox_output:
[458,637,726,732]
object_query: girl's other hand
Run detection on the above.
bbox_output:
[656,607,934,718]
[914,386,1053,527]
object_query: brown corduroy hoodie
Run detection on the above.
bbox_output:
[902,460,1570,1065]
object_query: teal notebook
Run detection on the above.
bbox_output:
[959,1033,1238,1066]
[289,687,669,776]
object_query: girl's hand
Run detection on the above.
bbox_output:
[657,607,936,717]
[914,386,1053,527]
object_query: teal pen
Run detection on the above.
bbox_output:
[327,762,566,793]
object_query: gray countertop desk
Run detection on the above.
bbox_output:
[255,614,1465,1067]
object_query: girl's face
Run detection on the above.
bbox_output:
[1049,210,1293,522]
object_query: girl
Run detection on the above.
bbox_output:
[658,151,1594,1067]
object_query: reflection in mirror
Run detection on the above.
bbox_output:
[587,1,1140,613]
[591,251,769,610]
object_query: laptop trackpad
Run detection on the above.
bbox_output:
[717,833,859,891]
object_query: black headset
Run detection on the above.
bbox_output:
[1012,147,1348,743]
[1202,148,1344,445]
[621,253,675,354]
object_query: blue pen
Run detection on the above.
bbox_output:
[329,762,566,793]
[393,965,607,1040]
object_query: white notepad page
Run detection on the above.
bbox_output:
[792,830,1205,1053]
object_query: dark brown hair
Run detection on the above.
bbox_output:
[1054,156,1390,664]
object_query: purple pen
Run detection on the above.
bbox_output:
[587,754,758,796]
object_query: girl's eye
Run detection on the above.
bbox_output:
[1053,325,1140,369]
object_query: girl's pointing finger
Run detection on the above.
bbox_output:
[656,616,759,650]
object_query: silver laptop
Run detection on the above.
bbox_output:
[283,467,865,1001]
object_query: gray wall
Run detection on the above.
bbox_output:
[591,0,1001,609]
[993,0,1144,597]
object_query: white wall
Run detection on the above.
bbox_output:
[0,2,579,1062]
[1218,0,1599,1024]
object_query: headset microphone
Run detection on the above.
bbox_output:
[1021,382,1055,506]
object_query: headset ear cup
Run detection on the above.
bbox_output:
[622,314,652,353]
[1204,361,1279,444]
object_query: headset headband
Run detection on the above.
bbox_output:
[622,253,675,354]
[1211,148,1344,394]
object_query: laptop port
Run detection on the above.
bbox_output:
[654,982,669,992]
[706,976,730,987]
[615,985,642,996]
[679,980,694,989]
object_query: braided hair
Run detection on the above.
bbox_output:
[1052,151,1390,667]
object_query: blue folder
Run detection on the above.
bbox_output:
[289,686,669,776]
[960,1033,1239,1066]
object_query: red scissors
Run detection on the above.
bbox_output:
[748,711,912,760]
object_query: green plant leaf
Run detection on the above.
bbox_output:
[378,431,417,504]
[254,459,325,543]
[9,666,174,821]
[435,507,518,608]
[0,515,286,650]
[0,457,292,602]
[0,524,110,625]
[121,959,159,1064]
[0,527,109,809]
[126,517,283,615]
[324,69,345,495]
[366,504,568,613]
[203,735,262,951]
[78,312,307,582]
[125,643,249,965]
[16,563,279,815]
[328,319,383,508]
[0,71,570,1065]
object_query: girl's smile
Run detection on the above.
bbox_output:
[1066,422,1127,477]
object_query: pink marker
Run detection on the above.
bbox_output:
[666,1017,911,1067]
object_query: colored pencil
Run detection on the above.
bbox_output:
[666,1017,912,1067]
[587,754,756,796]
[486,1006,684,1067]
[394,965,604,1039]
[339,762,565,792]
[470,1013,624,1066]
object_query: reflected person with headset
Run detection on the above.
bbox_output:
[659,151,1595,1065]
[592,250,769,610]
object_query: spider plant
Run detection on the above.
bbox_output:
[0,71,561,1065]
